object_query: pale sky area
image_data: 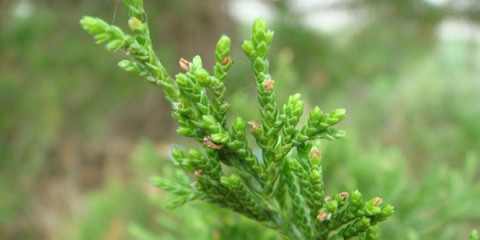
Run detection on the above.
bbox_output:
[227,0,480,41]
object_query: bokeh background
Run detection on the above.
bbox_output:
[1,0,480,239]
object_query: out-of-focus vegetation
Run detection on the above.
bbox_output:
[1,0,479,239]
[68,140,280,240]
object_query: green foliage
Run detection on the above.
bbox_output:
[471,230,479,240]
[2,1,478,239]
[80,0,394,239]
[70,140,280,240]
[0,6,155,239]
[235,49,480,240]
[320,134,480,240]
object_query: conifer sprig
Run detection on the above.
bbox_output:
[80,0,395,239]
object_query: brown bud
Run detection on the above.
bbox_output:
[317,212,328,222]
[220,102,230,113]
[247,121,261,133]
[263,79,275,91]
[179,58,190,72]
[220,102,230,109]
[310,149,322,159]
[338,192,349,201]
[194,170,204,177]
[222,56,231,66]
[203,136,223,149]
[194,182,200,188]
[324,195,330,202]
[129,17,138,28]
[375,198,383,206]
[156,80,162,86]
[177,103,183,109]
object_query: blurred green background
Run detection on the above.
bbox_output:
[1,0,479,239]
